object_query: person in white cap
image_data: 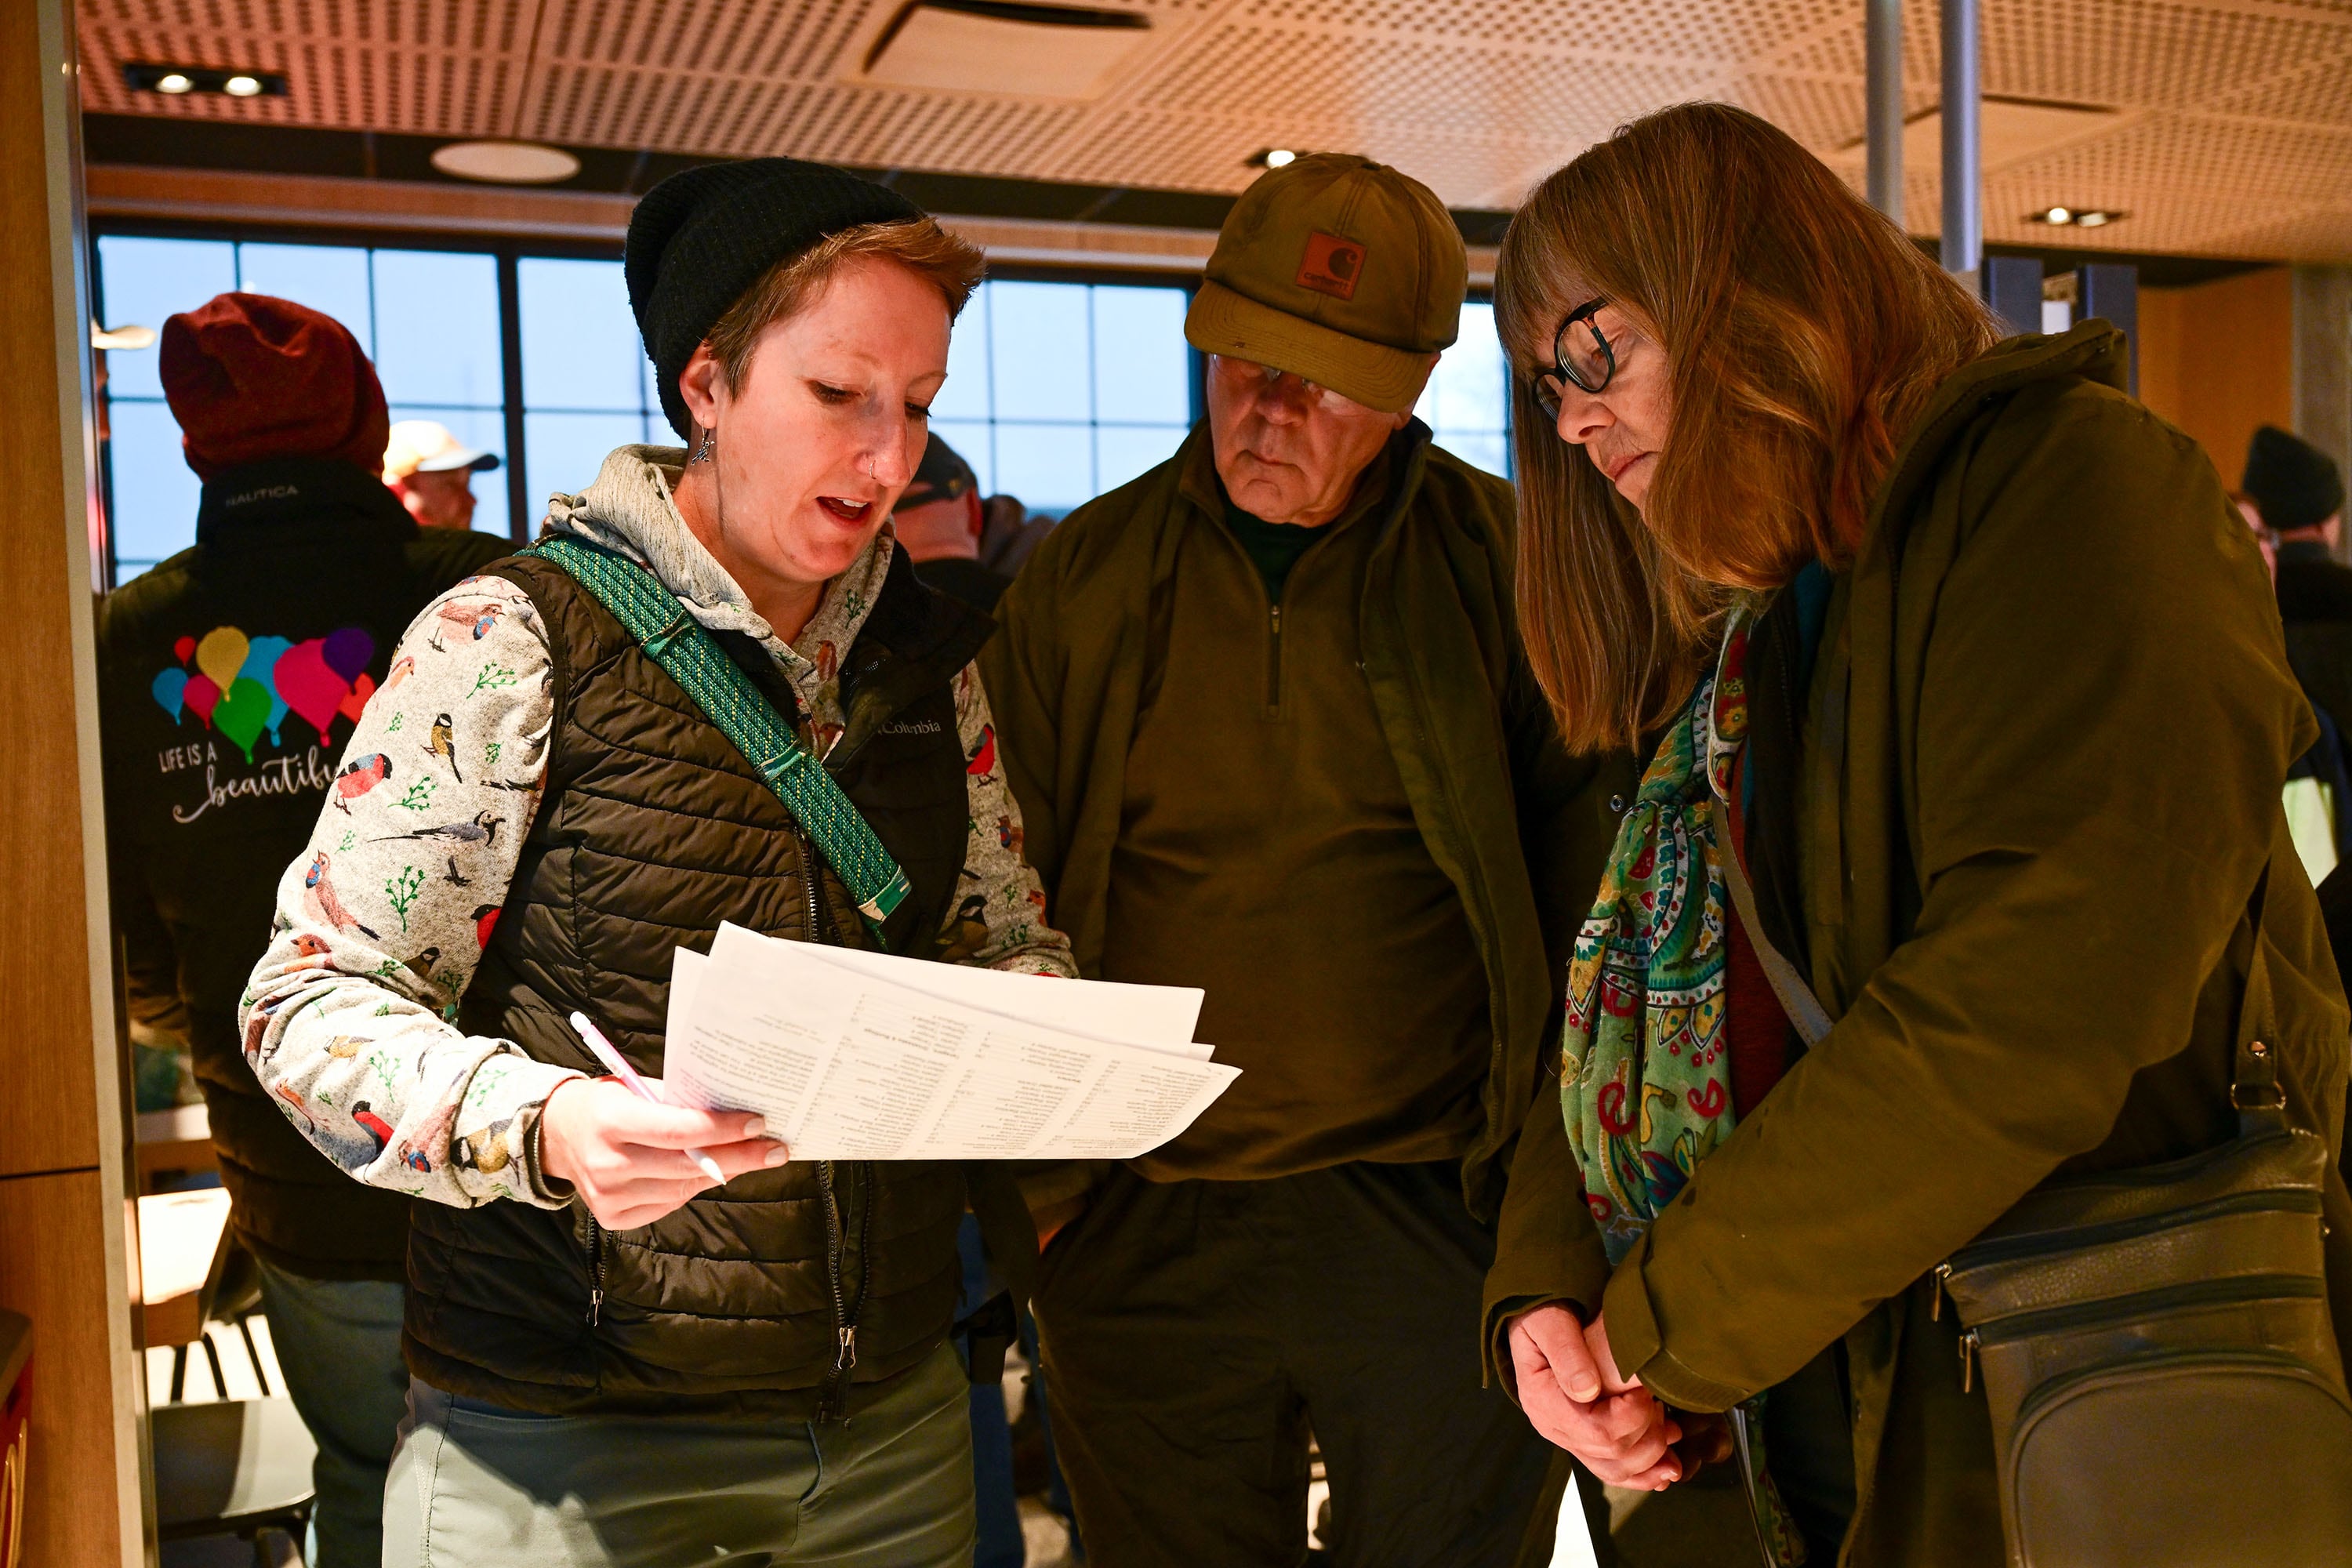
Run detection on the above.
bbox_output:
[383,419,501,532]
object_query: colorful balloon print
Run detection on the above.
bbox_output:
[151,623,379,751]
[151,668,187,722]
[322,627,374,683]
[272,639,347,742]
[183,673,221,726]
[339,671,376,724]
[241,636,294,746]
[194,626,249,695]
[214,677,273,762]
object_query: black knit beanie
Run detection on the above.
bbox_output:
[626,158,923,440]
[2243,424,2347,535]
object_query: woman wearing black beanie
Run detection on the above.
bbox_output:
[240,158,1076,1566]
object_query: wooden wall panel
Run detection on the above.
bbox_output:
[0,3,144,1566]
[0,1171,132,1568]
[0,0,101,1184]
[2138,266,2295,491]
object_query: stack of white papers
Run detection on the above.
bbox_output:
[661,924,1242,1161]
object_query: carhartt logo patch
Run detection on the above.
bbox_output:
[1296,231,1366,300]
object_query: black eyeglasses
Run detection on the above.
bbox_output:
[1531,297,1617,420]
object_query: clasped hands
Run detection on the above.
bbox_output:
[1508,1302,1733,1490]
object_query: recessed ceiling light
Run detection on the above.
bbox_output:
[2027,205,2124,228]
[1265,148,1297,169]
[430,140,583,185]
[125,64,286,97]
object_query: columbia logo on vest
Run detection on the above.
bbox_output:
[880,719,942,735]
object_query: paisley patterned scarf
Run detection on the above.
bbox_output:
[1563,615,1752,1261]
[1560,612,1806,1565]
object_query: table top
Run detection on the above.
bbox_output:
[137,1189,232,1348]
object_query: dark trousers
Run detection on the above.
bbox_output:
[1034,1160,1555,1568]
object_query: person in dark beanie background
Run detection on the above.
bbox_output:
[2245,425,2352,771]
[96,292,512,1568]
[238,159,1074,1567]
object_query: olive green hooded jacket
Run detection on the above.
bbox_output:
[1528,325,2352,1564]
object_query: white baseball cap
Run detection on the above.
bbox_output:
[384,419,501,481]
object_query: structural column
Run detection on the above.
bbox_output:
[1940,0,1981,284]
[2292,267,2352,561]
[0,2,144,1563]
[1865,0,1904,224]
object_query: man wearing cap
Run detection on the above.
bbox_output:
[895,431,1011,611]
[982,154,1631,1566]
[96,293,511,1568]
[383,418,503,533]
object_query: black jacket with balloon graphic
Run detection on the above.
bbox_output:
[97,456,511,1279]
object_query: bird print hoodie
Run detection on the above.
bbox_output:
[240,445,1074,1210]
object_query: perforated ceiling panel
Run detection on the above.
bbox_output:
[74,0,2352,263]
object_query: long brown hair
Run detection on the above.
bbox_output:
[1496,103,1997,751]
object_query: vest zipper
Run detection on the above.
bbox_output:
[800,827,826,944]
[585,1214,606,1327]
[802,848,862,1421]
[1265,601,1284,713]
[816,1159,855,1421]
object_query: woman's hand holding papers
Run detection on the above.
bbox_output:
[540,1077,790,1229]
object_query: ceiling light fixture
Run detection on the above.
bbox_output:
[430,140,584,185]
[863,1,1153,101]
[1247,147,1302,169]
[2029,205,2125,228]
[123,63,287,98]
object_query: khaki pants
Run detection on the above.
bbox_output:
[383,1341,975,1568]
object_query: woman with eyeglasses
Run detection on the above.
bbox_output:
[1487,103,2352,1565]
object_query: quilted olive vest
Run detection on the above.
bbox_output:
[405,546,988,1420]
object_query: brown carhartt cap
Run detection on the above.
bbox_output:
[1185,154,1467,414]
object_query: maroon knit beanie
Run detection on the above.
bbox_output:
[159,292,390,480]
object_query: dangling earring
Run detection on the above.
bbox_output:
[689,424,717,465]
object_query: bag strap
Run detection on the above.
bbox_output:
[2230,864,2290,1136]
[524,534,913,937]
[1712,795,1833,1048]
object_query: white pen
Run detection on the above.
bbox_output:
[567,1010,728,1186]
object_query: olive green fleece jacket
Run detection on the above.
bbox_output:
[981,419,1636,1248]
[1506,325,2352,1566]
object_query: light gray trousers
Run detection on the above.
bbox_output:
[382,1343,976,1568]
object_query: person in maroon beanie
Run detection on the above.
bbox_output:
[96,292,513,1568]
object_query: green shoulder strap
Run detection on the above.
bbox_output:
[524,533,912,937]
